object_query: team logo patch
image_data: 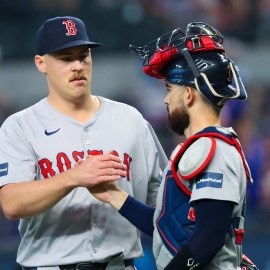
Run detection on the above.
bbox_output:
[195,58,212,71]
[196,172,223,189]
[62,20,77,36]
[0,162,8,177]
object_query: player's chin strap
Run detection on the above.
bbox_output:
[181,48,247,107]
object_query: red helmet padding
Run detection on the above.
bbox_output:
[186,36,225,52]
[143,46,178,79]
[143,36,225,79]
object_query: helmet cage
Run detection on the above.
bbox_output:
[129,22,225,77]
[129,28,186,67]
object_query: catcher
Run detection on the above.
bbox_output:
[86,22,259,270]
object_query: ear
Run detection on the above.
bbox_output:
[184,86,195,107]
[34,55,47,74]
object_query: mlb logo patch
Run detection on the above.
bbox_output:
[0,162,8,177]
[196,172,223,189]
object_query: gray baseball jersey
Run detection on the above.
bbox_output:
[0,97,168,268]
[153,127,247,270]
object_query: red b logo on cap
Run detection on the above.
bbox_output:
[63,20,77,36]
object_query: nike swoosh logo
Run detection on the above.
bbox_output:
[45,128,60,136]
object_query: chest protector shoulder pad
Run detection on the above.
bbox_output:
[171,127,251,195]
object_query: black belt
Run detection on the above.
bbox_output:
[59,262,107,270]
[22,259,134,270]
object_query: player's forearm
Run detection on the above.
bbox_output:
[119,195,155,236]
[0,171,76,220]
[0,154,127,220]
[106,190,155,236]
[90,186,155,236]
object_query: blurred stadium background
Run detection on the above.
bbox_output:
[1,0,270,269]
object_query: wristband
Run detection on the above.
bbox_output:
[165,245,201,270]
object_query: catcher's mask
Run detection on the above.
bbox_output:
[129,22,247,108]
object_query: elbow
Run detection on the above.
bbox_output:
[0,199,20,221]
[216,237,226,251]
[1,204,20,220]
[207,237,226,259]
[4,213,18,221]
[0,185,22,220]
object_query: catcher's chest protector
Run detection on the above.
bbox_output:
[153,127,251,268]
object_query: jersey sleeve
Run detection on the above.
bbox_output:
[145,121,168,207]
[190,139,244,205]
[0,115,36,186]
[119,195,155,236]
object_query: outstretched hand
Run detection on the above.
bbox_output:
[72,152,127,188]
[88,180,128,210]
[75,154,129,210]
[88,181,120,204]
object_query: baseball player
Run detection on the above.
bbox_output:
[87,22,259,270]
[0,16,168,270]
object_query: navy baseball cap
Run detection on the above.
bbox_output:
[36,16,100,55]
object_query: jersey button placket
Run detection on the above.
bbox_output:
[84,125,98,257]
[84,126,91,145]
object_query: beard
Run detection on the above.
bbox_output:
[167,101,190,136]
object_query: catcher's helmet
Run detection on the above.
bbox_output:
[130,22,247,108]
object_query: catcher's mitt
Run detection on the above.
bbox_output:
[241,254,259,270]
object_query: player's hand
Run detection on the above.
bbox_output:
[88,182,128,211]
[88,181,119,203]
[71,153,127,188]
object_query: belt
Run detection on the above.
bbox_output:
[22,259,134,270]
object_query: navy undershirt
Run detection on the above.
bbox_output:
[187,199,234,266]
[119,195,155,236]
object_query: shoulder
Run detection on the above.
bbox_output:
[100,97,142,114]
[214,137,243,165]
[99,96,147,123]
[0,100,44,132]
